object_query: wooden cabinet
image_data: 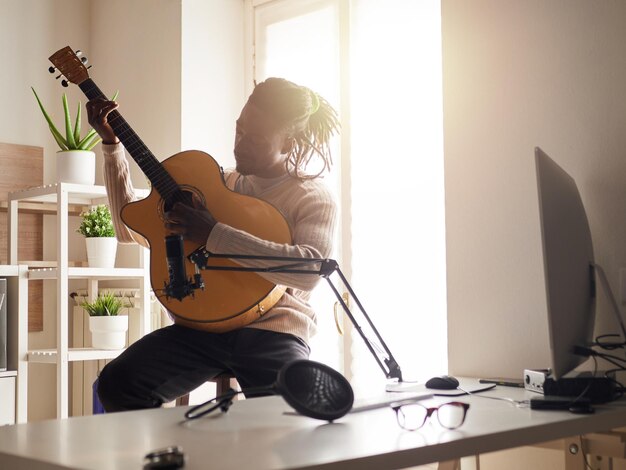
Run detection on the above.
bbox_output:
[7,184,150,420]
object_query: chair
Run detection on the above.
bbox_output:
[175,373,239,406]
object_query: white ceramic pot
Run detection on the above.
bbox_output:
[85,237,118,268]
[56,150,95,185]
[89,315,128,350]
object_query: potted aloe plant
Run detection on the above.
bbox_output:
[77,204,117,268]
[31,87,117,185]
[81,292,129,350]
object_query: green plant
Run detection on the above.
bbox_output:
[81,292,127,317]
[31,87,118,151]
[77,204,115,238]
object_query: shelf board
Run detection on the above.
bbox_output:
[8,183,109,204]
[0,265,20,276]
[28,348,126,363]
[19,261,89,268]
[0,370,17,378]
[0,200,84,216]
[8,183,149,205]
[28,267,147,280]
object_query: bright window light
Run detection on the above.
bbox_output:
[349,0,447,393]
[254,0,446,393]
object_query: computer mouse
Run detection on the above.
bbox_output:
[425,375,460,390]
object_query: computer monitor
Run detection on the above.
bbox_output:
[535,147,596,379]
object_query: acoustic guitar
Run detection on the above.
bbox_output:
[49,46,292,332]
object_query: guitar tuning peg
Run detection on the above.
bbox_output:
[55,73,63,80]
[81,57,88,64]
[75,49,83,56]
[48,66,56,74]
[61,80,69,87]
[87,65,92,70]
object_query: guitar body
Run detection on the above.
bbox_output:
[120,150,292,332]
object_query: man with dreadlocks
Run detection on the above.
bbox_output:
[86,77,340,411]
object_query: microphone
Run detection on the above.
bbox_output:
[164,234,195,301]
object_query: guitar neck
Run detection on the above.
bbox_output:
[78,78,179,200]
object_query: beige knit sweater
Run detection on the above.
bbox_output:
[102,143,337,344]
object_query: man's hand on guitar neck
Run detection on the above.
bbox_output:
[164,193,217,246]
[86,98,120,145]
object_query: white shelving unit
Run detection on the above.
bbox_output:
[7,183,151,419]
[0,264,28,424]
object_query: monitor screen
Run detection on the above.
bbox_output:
[535,147,596,379]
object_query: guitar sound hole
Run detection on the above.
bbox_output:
[160,186,205,219]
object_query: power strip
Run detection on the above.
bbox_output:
[543,375,616,403]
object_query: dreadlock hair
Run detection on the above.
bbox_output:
[248,77,340,179]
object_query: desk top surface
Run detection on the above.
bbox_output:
[1,378,626,470]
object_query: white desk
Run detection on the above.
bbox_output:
[1,380,626,470]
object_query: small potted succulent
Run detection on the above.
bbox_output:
[77,204,117,268]
[81,292,129,350]
[31,87,117,185]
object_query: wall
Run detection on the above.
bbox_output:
[181,0,244,168]
[442,1,626,468]
[89,0,183,187]
[443,0,626,379]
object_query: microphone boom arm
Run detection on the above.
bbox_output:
[188,248,403,382]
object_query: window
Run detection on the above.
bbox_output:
[250,0,446,393]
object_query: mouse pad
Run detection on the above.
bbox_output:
[386,378,497,396]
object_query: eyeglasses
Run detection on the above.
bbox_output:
[391,401,470,431]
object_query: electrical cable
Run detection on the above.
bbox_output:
[595,354,624,370]
[594,334,626,350]
[579,435,594,470]
[577,347,625,401]
[603,368,625,400]
[567,356,597,406]
[456,386,529,408]
[594,351,626,365]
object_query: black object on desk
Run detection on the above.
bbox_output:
[529,396,594,414]
[479,377,525,388]
[426,375,460,390]
[144,446,185,469]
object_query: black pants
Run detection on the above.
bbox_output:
[97,325,310,412]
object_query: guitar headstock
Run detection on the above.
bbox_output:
[49,46,90,87]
